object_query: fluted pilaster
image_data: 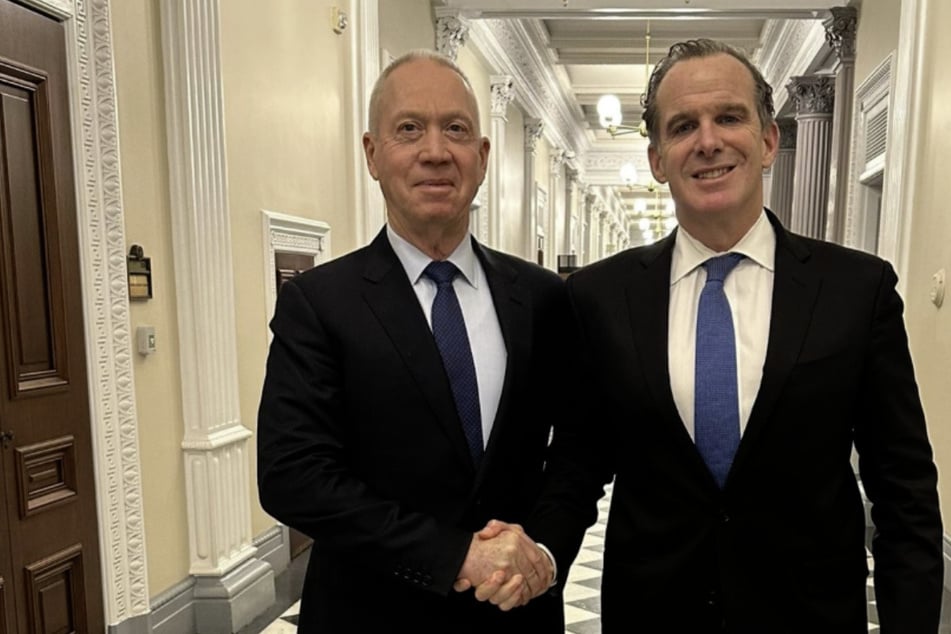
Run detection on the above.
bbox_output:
[769,119,798,227]
[823,6,858,243]
[160,0,272,629]
[787,75,835,239]
[486,75,514,248]
[522,119,544,260]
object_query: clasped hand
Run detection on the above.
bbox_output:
[454,520,553,611]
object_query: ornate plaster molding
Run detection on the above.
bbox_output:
[436,15,469,61]
[787,75,836,115]
[824,6,858,63]
[24,0,152,624]
[490,75,515,119]
[524,119,544,153]
[758,19,829,116]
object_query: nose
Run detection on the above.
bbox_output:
[418,128,451,163]
[694,120,723,156]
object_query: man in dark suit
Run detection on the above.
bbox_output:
[256,50,568,633]
[513,39,942,632]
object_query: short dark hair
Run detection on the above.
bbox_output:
[640,38,775,145]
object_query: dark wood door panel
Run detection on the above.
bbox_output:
[0,64,69,396]
[0,2,104,633]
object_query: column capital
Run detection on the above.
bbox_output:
[490,75,515,119]
[524,119,544,153]
[787,75,836,115]
[778,118,798,149]
[551,149,567,176]
[436,15,469,61]
[824,6,858,63]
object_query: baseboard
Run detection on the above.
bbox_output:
[148,525,289,634]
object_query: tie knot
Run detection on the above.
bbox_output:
[702,253,744,283]
[424,260,460,286]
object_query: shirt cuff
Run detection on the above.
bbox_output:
[536,542,558,587]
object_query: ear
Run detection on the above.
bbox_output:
[478,136,490,178]
[648,143,668,184]
[761,120,780,169]
[363,133,380,180]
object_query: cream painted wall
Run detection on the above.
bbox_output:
[217,1,357,539]
[379,0,436,60]
[112,0,191,595]
[903,0,951,526]
[854,0,901,85]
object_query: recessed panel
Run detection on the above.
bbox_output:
[15,436,77,518]
[25,545,85,634]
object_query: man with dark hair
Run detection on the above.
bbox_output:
[257,50,568,633]
[508,38,942,632]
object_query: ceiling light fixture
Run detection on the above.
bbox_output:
[597,20,651,139]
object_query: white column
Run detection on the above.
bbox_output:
[487,75,515,248]
[159,2,272,631]
[522,119,544,260]
[548,150,566,270]
[823,6,858,244]
[597,208,609,260]
[788,75,836,239]
[769,119,797,228]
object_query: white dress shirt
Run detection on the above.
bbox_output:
[668,210,775,439]
[386,226,507,448]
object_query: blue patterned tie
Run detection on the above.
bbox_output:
[695,253,744,488]
[423,261,484,465]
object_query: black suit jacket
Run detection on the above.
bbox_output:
[257,230,569,633]
[531,211,942,633]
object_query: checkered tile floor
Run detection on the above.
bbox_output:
[258,483,880,633]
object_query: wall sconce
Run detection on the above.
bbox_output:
[127,244,153,300]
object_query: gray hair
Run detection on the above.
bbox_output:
[640,38,775,145]
[367,49,478,135]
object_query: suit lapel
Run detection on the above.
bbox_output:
[471,240,531,480]
[624,235,713,483]
[360,231,476,471]
[731,212,821,478]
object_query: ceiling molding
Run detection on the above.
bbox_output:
[757,18,829,117]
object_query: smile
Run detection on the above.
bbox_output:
[693,166,733,180]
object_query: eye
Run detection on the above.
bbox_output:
[718,114,741,124]
[671,121,696,135]
[397,121,423,136]
[445,122,470,138]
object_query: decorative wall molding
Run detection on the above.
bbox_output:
[436,14,470,61]
[465,17,586,159]
[26,0,154,626]
[880,0,927,295]
[262,211,332,329]
[159,10,266,631]
[758,19,830,116]
[824,6,858,63]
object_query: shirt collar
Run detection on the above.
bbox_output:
[670,210,776,285]
[385,225,479,288]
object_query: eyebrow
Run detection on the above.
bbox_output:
[664,102,752,132]
[390,109,475,126]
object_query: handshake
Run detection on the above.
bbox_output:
[453,519,554,611]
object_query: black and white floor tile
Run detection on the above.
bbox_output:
[257,482,880,633]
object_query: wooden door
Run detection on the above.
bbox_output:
[0,2,105,632]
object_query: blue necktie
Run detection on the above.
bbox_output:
[695,253,744,488]
[423,261,484,465]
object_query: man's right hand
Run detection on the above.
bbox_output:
[453,521,553,611]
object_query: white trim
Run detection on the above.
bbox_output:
[879,0,928,295]
[844,54,892,251]
[261,210,332,332]
[348,0,383,245]
[23,0,152,625]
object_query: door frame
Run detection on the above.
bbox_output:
[17,0,150,628]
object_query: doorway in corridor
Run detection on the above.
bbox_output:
[0,1,105,632]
